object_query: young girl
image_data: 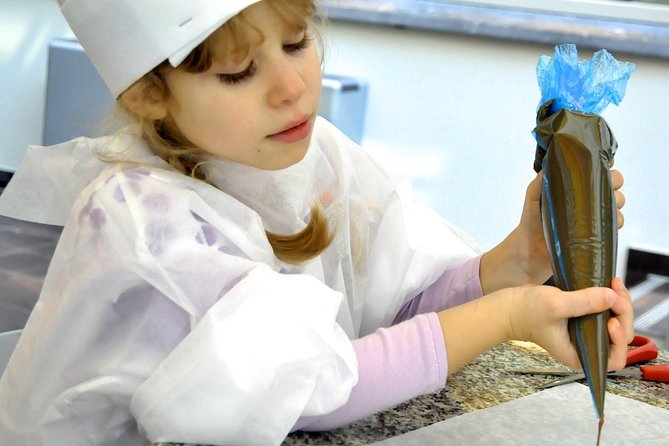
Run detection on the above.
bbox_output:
[0,1,633,445]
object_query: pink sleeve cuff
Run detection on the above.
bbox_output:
[292,312,446,432]
[291,258,483,432]
[394,256,483,324]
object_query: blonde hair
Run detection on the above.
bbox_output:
[118,0,332,264]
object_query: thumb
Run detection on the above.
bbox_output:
[526,172,542,202]
[563,287,617,318]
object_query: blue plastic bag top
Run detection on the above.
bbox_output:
[537,43,635,115]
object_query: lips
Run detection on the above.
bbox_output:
[268,115,312,143]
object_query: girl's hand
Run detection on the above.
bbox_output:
[437,278,633,375]
[508,278,634,371]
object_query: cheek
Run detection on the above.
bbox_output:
[306,56,323,98]
[199,101,259,149]
[179,92,232,132]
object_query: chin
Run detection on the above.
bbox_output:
[273,142,311,170]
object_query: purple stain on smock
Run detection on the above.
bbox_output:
[190,212,206,223]
[124,168,151,179]
[89,208,107,230]
[143,194,170,214]
[144,221,175,256]
[127,181,142,196]
[191,212,217,246]
[118,169,148,196]
[198,225,217,246]
[82,198,94,216]
[113,185,126,203]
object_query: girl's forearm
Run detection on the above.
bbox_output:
[437,288,515,374]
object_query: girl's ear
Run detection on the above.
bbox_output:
[120,81,168,121]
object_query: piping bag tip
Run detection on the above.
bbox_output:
[570,312,610,444]
[597,417,604,446]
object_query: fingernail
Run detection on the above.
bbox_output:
[613,277,628,291]
[606,291,617,306]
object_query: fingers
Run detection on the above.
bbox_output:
[563,280,634,371]
[607,317,628,370]
[610,277,635,342]
[561,287,618,318]
[537,278,633,372]
[611,170,625,229]
[526,172,542,202]
[608,278,634,370]
[614,186,625,228]
[615,190,625,210]
[610,169,624,190]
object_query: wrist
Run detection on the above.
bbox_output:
[481,228,551,294]
[437,289,515,373]
[504,286,526,342]
[480,230,529,294]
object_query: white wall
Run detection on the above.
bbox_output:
[1,3,667,275]
[0,0,73,171]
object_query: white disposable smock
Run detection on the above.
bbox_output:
[0,118,480,445]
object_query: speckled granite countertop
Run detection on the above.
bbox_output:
[155,341,669,446]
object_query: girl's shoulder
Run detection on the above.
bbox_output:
[0,133,166,226]
[82,161,237,219]
[80,159,267,241]
[59,131,208,211]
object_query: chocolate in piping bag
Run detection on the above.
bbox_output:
[532,44,634,445]
[534,102,616,442]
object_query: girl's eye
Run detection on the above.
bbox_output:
[283,34,312,54]
[217,62,257,85]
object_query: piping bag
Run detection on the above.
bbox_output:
[532,44,634,444]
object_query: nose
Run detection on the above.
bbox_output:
[266,57,306,107]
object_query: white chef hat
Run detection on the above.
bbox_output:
[57,0,262,98]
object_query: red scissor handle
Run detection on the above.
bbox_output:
[640,364,669,383]
[626,335,659,366]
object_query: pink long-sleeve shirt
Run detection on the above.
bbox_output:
[293,255,483,431]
